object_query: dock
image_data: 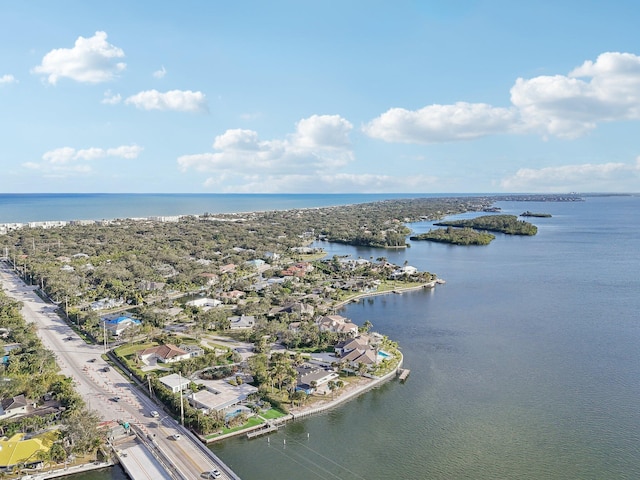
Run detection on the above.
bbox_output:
[397,368,410,382]
[247,424,278,439]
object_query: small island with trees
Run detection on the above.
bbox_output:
[410,227,495,245]
[434,214,538,236]
[520,211,552,218]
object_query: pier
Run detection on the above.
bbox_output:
[398,368,410,382]
[246,424,279,439]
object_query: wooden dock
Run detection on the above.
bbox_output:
[397,368,410,382]
[247,424,278,439]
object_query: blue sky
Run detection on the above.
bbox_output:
[1,0,640,194]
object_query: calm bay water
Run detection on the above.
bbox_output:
[3,194,638,479]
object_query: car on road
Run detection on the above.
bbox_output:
[64,336,74,341]
[150,410,159,418]
[171,433,181,440]
[202,470,221,479]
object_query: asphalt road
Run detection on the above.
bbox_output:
[0,262,238,480]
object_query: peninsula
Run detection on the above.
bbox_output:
[0,194,576,475]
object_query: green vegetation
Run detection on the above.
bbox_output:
[435,214,538,235]
[0,290,104,459]
[410,227,495,245]
[521,211,552,218]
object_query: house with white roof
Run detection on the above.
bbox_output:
[188,378,258,413]
[158,373,191,393]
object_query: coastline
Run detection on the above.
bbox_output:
[204,352,404,444]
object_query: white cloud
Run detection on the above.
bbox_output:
[102,90,122,105]
[124,89,208,112]
[363,102,516,144]
[500,157,640,192]
[178,114,354,175]
[366,52,640,143]
[33,144,143,175]
[153,66,167,79]
[32,31,126,84]
[0,74,17,85]
[511,52,640,138]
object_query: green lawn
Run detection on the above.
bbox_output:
[206,417,264,438]
[260,408,286,420]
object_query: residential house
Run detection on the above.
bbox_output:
[188,378,258,413]
[158,373,191,393]
[0,394,35,420]
[179,344,205,358]
[280,262,314,278]
[316,315,358,336]
[186,297,222,310]
[220,290,245,301]
[268,302,315,318]
[0,432,56,471]
[102,316,141,336]
[219,264,237,274]
[295,365,339,394]
[137,344,190,366]
[227,315,256,330]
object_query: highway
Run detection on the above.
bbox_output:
[0,262,239,480]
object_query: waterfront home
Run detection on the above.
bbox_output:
[295,366,339,394]
[0,431,56,472]
[158,373,191,393]
[137,344,190,366]
[316,315,358,336]
[188,378,258,413]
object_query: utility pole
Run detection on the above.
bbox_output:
[179,371,184,427]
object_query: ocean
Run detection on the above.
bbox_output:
[2,193,638,479]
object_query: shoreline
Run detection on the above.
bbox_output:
[204,352,404,444]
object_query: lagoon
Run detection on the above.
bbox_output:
[6,193,637,479]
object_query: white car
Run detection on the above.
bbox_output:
[201,471,221,479]
[171,433,181,440]
[150,410,159,418]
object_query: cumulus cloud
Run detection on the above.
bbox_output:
[500,157,640,192]
[32,31,125,84]
[0,74,17,85]
[153,66,167,79]
[30,144,143,175]
[511,52,640,138]
[363,102,517,144]
[178,114,354,175]
[124,89,207,112]
[365,52,640,143]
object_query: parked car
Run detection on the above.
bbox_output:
[110,396,121,402]
[171,433,181,440]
